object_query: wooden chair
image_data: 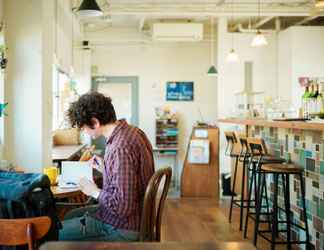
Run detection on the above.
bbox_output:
[139,167,172,242]
[0,216,51,250]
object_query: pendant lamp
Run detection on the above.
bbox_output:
[77,0,103,17]
[207,17,217,76]
[251,0,267,47]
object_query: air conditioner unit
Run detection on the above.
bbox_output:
[152,23,204,42]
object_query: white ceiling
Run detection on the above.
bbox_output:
[74,0,323,32]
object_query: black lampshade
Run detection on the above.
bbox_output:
[77,0,103,17]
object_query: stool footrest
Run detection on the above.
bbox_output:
[258,232,308,245]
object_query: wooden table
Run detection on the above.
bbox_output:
[51,186,82,199]
[52,144,87,167]
[40,241,256,250]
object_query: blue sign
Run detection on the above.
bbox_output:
[166,82,194,101]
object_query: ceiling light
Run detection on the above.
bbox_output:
[77,0,103,17]
[227,49,239,63]
[207,65,218,76]
[251,30,268,47]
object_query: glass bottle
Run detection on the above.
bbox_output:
[302,86,311,118]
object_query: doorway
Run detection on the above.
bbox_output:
[91,76,139,154]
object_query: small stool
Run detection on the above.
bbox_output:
[244,137,286,238]
[254,163,310,250]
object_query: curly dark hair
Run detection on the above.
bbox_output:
[67,92,117,128]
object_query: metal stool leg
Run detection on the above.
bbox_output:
[244,162,255,238]
[263,174,272,232]
[283,174,292,250]
[229,156,239,223]
[253,171,265,246]
[271,173,279,250]
[239,158,247,231]
[299,173,311,250]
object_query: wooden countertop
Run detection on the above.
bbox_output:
[40,241,256,250]
[218,118,324,131]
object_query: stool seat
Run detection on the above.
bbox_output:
[254,155,286,164]
[261,163,302,174]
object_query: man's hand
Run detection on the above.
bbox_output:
[89,155,104,173]
[79,177,101,199]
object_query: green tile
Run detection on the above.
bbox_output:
[320,161,324,175]
[319,200,324,220]
[305,150,312,158]
[299,149,306,166]
[306,158,315,172]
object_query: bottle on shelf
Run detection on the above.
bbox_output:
[317,84,324,114]
[302,86,311,118]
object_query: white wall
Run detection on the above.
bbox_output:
[278,27,324,110]
[86,27,218,179]
[217,17,278,173]
[3,0,55,172]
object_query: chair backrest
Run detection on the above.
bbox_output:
[224,131,238,156]
[246,137,268,157]
[139,167,172,242]
[237,135,250,161]
[0,216,51,250]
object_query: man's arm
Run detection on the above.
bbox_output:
[98,148,138,217]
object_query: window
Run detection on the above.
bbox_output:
[52,68,78,130]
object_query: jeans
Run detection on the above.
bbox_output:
[59,205,139,242]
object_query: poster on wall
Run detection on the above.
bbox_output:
[166,81,194,101]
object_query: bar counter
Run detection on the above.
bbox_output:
[218,118,324,131]
[219,118,324,250]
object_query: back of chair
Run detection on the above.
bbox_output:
[0,216,51,250]
[224,131,238,157]
[139,167,172,242]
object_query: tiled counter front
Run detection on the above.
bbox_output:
[251,126,324,250]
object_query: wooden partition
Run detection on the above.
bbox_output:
[181,126,219,199]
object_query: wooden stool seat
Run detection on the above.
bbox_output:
[254,155,286,164]
[262,163,302,174]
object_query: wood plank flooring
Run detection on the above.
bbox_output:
[161,198,287,250]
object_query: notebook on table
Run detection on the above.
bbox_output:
[59,161,93,189]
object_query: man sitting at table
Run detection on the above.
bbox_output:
[59,92,155,241]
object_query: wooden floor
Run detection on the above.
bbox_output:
[161,198,287,250]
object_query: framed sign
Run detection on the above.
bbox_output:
[166,81,194,101]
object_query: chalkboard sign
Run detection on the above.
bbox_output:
[166,81,194,101]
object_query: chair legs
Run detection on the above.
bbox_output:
[244,163,256,238]
[239,158,246,231]
[253,172,311,250]
[229,156,238,223]
[299,173,311,250]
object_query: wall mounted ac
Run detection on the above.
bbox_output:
[152,23,204,42]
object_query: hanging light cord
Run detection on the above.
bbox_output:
[71,9,74,76]
[210,17,214,65]
[231,0,234,49]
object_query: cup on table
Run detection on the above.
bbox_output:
[43,166,58,185]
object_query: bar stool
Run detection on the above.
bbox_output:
[254,163,310,250]
[244,137,286,238]
[224,132,242,227]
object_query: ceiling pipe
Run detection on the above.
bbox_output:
[236,23,277,33]
[254,16,275,29]
[293,15,319,25]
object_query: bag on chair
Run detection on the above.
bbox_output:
[0,171,62,250]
